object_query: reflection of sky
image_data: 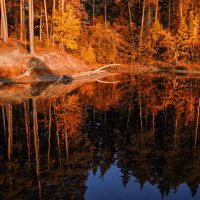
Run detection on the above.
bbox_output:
[85,164,200,200]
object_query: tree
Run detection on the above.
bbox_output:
[29,0,35,55]
[0,0,8,42]
[53,3,81,50]
[43,0,49,42]
[187,11,199,60]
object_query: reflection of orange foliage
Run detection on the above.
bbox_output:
[54,95,82,137]
[80,84,95,100]
[80,81,122,111]
[184,97,195,126]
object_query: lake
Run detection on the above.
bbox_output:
[0,72,200,200]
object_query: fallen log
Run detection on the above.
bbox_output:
[7,63,120,84]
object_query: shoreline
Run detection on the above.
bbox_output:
[0,46,200,84]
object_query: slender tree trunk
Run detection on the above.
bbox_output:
[43,0,49,42]
[61,0,64,47]
[51,0,55,45]
[1,0,8,42]
[40,1,42,42]
[20,0,23,40]
[29,0,35,55]
[179,0,183,19]
[104,0,107,24]
[155,0,158,22]
[128,1,135,48]
[139,0,146,47]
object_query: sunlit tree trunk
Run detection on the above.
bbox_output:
[20,0,23,41]
[29,0,35,55]
[179,0,183,19]
[155,0,158,22]
[128,1,134,48]
[139,0,146,47]
[51,0,56,45]
[40,1,43,42]
[104,0,107,24]
[0,0,8,42]
[43,0,49,42]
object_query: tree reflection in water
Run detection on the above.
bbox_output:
[0,73,200,199]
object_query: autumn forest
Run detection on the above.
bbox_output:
[0,1,200,200]
[0,0,199,65]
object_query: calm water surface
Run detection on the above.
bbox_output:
[0,72,200,200]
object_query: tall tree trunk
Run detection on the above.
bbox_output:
[155,0,158,22]
[40,1,42,42]
[128,1,135,48]
[104,0,107,24]
[43,0,49,42]
[139,0,146,47]
[20,0,24,41]
[51,0,55,44]
[1,0,8,42]
[29,0,35,55]
[179,0,183,19]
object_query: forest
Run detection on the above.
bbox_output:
[0,0,199,66]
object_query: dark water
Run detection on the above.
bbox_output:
[0,72,200,200]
